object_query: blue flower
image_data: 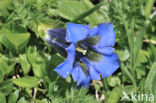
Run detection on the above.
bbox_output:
[45,23,120,87]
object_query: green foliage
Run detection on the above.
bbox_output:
[19,54,31,75]
[145,63,156,102]
[107,86,123,103]
[13,76,41,88]
[0,0,155,102]
[0,92,6,103]
[8,90,19,103]
[0,80,13,96]
[57,0,104,26]
[0,29,30,54]
[26,46,46,77]
[50,88,99,103]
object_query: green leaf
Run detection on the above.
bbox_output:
[121,63,136,86]
[50,54,64,69]
[41,99,49,103]
[145,0,155,17]
[17,97,29,103]
[0,80,13,96]
[148,43,156,61]
[26,46,38,64]
[1,29,30,53]
[45,54,64,82]
[0,59,16,76]
[116,49,130,62]
[64,88,98,103]
[136,65,146,79]
[0,69,4,83]
[48,82,59,96]
[8,90,19,103]
[32,60,46,77]
[19,54,31,75]
[13,76,41,88]
[145,62,156,100]
[123,85,137,95]
[57,1,84,20]
[107,76,121,87]
[136,50,149,66]
[0,0,12,10]
[57,0,101,25]
[124,19,134,54]
[0,60,8,75]
[24,0,36,6]
[107,86,123,103]
[0,43,3,52]
[134,29,144,62]
[123,19,135,69]
[71,1,104,23]
[0,92,6,103]
[0,0,12,16]
[26,46,46,77]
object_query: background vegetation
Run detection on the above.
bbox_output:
[0,0,156,103]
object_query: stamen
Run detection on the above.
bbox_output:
[76,47,87,55]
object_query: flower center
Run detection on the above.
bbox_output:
[76,47,87,55]
[75,40,103,62]
[76,42,88,56]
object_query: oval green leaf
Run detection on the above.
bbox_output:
[13,76,41,88]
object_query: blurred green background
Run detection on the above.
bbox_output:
[0,0,156,103]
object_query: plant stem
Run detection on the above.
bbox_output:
[36,87,47,92]
[102,78,109,91]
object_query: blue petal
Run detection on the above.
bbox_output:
[72,63,86,84]
[45,33,67,57]
[88,65,101,80]
[91,46,114,55]
[81,59,101,80]
[54,44,76,78]
[71,65,79,82]
[66,23,89,44]
[46,28,66,41]
[88,26,98,38]
[87,23,116,55]
[45,33,67,48]
[78,76,91,88]
[83,53,120,78]
[71,63,91,88]
[94,23,115,47]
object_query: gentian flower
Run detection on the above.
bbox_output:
[45,23,120,87]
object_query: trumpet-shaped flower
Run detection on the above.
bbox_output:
[45,23,120,87]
